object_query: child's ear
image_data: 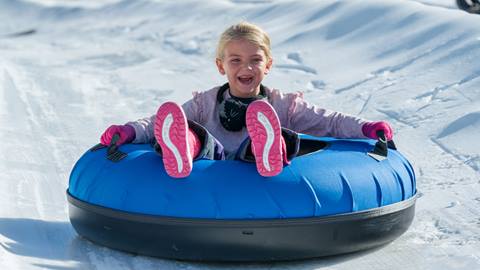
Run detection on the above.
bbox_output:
[216,58,226,75]
[264,58,273,75]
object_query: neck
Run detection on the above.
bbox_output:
[229,85,262,99]
[216,83,266,104]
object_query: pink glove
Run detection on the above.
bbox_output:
[100,124,136,146]
[362,121,393,140]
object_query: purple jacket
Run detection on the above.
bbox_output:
[127,86,368,155]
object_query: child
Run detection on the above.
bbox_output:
[100,22,393,178]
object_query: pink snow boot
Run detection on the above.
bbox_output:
[154,102,201,178]
[246,100,284,177]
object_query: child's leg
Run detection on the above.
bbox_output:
[245,100,284,177]
[187,120,226,161]
[281,127,300,162]
[154,102,225,178]
[154,102,199,178]
[237,128,299,164]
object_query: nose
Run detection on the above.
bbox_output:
[243,62,253,70]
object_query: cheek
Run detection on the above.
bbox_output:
[231,63,242,70]
[226,71,238,81]
[226,66,240,76]
[256,66,268,75]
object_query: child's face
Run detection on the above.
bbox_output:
[216,39,272,98]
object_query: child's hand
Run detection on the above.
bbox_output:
[100,124,136,146]
[362,121,393,140]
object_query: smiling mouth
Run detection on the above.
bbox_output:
[238,76,254,85]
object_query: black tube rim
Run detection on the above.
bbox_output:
[67,190,417,226]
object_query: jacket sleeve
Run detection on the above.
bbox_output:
[125,91,206,144]
[181,91,203,124]
[125,114,156,144]
[286,93,368,138]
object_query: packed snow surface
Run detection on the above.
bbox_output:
[0,0,479,269]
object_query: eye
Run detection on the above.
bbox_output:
[230,58,241,64]
[251,58,263,64]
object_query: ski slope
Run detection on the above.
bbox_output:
[0,0,479,269]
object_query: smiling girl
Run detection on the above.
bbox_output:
[100,22,393,178]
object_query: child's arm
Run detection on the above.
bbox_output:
[285,93,372,138]
[100,124,136,146]
[124,93,204,144]
[125,115,156,144]
[362,121,393,140]
[181,95,203,124]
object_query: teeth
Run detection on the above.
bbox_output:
[239,77,253,84]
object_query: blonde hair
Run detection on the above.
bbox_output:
[216,22,272,60]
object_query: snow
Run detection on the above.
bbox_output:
[0,0,479,269]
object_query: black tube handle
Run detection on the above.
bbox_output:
[107,134,121,155]
[368,130,396,161]
[89,133,127,162]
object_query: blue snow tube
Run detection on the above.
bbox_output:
[67,135,416,261]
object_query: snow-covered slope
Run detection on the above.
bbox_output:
[0,0,479,269]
